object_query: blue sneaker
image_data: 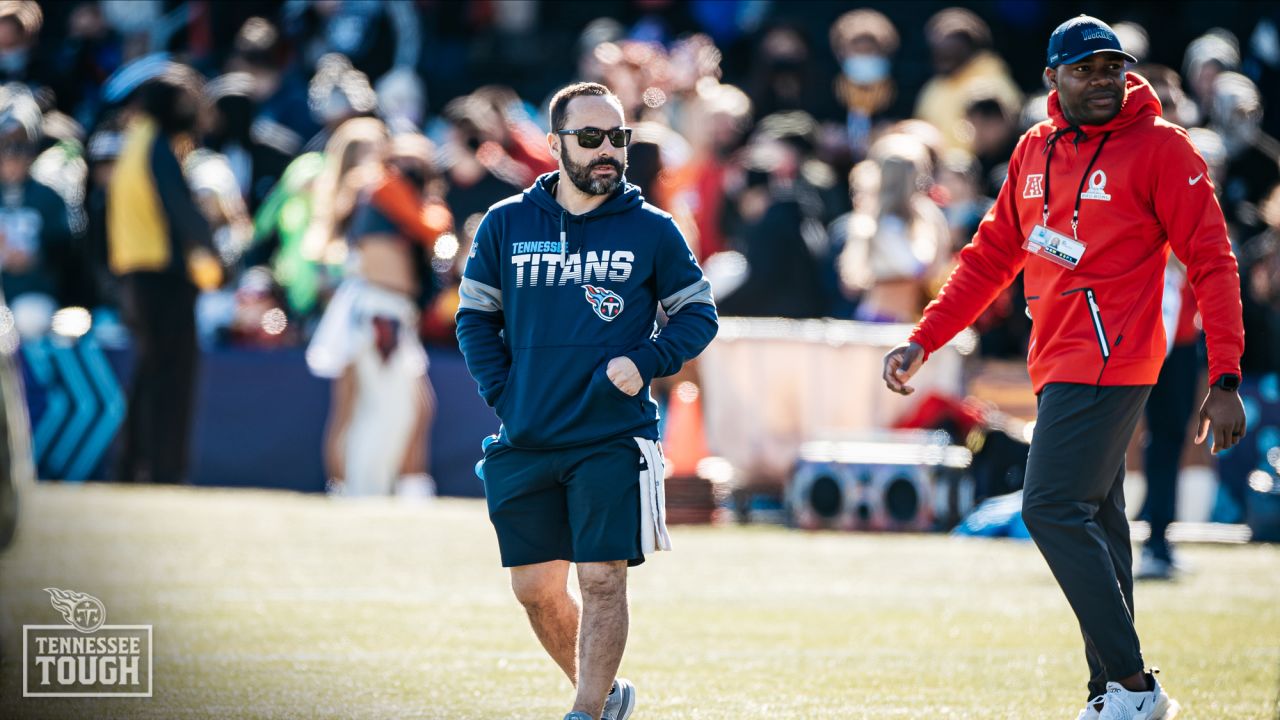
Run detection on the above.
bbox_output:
[563,713,593,720]
[1136,546,1174,580]
[602,678,636,720]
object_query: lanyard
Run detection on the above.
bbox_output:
[1041,130,1111,238]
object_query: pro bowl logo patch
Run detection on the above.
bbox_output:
[583,284,624,322]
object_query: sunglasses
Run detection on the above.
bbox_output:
[555,126,632,149]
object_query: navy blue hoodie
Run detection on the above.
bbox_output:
[456,172,718,449]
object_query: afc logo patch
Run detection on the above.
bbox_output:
[583,284,624,321]
[1023,174,1044,199]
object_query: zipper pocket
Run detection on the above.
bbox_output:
[1062,287,1110,361]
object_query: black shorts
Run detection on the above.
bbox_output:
[479,435,644,568]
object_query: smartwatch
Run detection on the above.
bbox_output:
[1212,373,1240,392]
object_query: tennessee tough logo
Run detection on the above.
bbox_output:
[583,285,624,321]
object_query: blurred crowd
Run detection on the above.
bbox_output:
[0,0,1277,375]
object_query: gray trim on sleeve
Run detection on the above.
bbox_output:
[661,278,714,315]
[458,277,503,312]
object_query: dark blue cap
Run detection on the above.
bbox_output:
[1046,15,1137,68]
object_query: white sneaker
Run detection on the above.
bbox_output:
[1076,695,1105,720]
[601,678,636,720]
[1097,674,1173,720]
[394,473,436,501]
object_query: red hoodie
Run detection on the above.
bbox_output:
[909,75,1243,392]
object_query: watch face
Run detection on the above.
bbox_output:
[1218,374,1240,391]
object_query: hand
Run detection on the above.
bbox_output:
[606,356,642,396]
[1195,387,1247,454]
[882,342,925,396]
[187,247,223,291]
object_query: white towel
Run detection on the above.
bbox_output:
[305,278,427,380]
[634,438,672,553]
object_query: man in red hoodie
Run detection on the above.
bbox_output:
[882,16,1245,720]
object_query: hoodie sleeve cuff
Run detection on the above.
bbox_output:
[907,329,934,361]
[624,344,661,385]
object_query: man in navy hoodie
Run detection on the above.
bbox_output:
[456,82,718,720]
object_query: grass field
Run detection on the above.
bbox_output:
[0,483,1277,719]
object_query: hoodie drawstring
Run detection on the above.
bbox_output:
[1041,130,1112,238]
[559,211,567,265]
[1044,124,1086,153]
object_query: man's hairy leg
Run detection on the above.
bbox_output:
[510,560,580,684]
[570,560,628,719]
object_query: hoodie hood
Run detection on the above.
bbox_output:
[526,170,645,261]
[1047,73,1162,134]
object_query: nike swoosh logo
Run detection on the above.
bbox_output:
[1136,698,1147,711]
[1188,173,1204,185]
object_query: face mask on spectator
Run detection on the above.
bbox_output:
[842,54,890,85]
[0,48,27,74]
[101,0,163,35]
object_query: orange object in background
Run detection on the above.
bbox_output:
[663,381,709,478]
[662,381,728,525]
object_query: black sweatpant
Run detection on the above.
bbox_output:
[1140,342,1200,560]
[115,272,199,484]
[1022,382,1152,700]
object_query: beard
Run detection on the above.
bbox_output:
[561,145,626,196]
